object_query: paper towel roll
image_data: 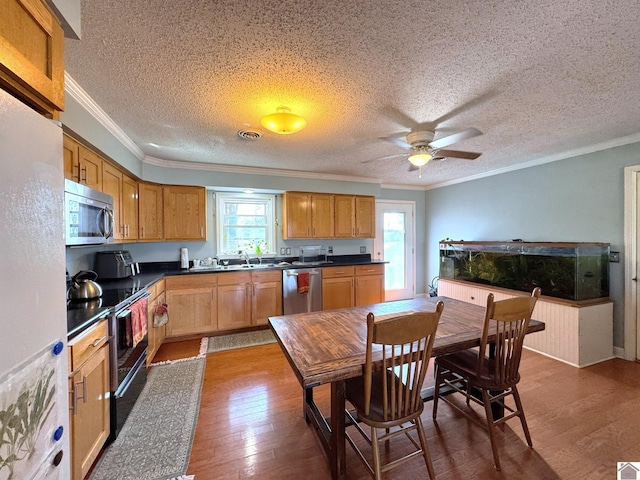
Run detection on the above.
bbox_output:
[180,248,189,269]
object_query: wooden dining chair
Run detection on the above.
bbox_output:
[344,303,444,480]
[432,287,541,471]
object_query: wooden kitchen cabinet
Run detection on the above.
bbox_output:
[334,194,355,238]
[147,278,166,365]
[63,136,103,189]
[354,195,375,238]
[78,146,103,190]
[282,191,335,239]
[322,265,355,310]
[282,191,312,238]
[284,191,375,239]
[68,320,110,480]
[252,270,282,325]
[217,272,252,331]
[101,162,123,240]
[354,264,385,306]
[63,135,81,182]
[0,0,65,116]
[163,185,206,240]
[121,174,139,240]
[335,194,375,238]
[138,182,164,241]
[165,274,217,338]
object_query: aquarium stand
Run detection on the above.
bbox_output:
[438,278,613,368]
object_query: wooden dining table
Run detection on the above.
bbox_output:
[268,296,545,480]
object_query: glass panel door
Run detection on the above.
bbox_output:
[375,201,414,300]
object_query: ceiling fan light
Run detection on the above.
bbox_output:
[408,152,432,166]
[260,106,307,135]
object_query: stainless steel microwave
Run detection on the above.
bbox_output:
[64,179,114,245]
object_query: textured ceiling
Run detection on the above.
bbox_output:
[64,0,640,188]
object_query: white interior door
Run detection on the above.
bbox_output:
[374,201,415,301]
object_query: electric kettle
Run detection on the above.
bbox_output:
[67,270,103,300]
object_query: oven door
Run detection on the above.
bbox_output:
[108,294,149,440]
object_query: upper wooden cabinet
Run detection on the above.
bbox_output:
[63,135,79,180]
[0,0,65,116]
[282,191,312,239]
[163,185,206,240]
[138,182,164,241]
[76,146,103,190]
[354,195,375,238]
[101,163,123,239]
[334,195,355,238]
[283,191,373,239]
[102,163,138,241]
[63,136,103,190]
[121,174,138,241]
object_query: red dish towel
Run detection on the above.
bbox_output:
[297,272,310,294]
[131,296,148,348]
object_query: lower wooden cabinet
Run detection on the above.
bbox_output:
[354,264,385,306]
[322,266,355,310]
[323,264,385,310]
[252,270,283,325]
[68,320,110,480]
[164,270,283,338]
[165,274,217,337]
[147,279,166,365]
[217,272,252,331]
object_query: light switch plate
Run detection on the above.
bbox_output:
[360,246,366,253]
[609,251,620,263]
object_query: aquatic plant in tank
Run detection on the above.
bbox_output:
[439,241,610,301]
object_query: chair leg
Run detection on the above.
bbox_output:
[432,362,441,419]
[481,388,501,471]
[371,426,382,480]
[415,416,436,480]
[511,385,533,447]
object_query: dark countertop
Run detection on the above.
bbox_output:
[67,254,384,338]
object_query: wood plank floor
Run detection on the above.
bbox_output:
[153,340,640,479]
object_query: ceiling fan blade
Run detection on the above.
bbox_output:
[428,127,482,149]
[379,134,410,149]
[434,149,481,160]
[362,153,407,164]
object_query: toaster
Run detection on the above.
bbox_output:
[94,250,138,279]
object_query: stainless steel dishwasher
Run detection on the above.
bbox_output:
[283,268,322,314]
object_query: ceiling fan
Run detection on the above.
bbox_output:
[366,127,483,177]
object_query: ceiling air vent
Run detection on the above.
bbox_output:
[237,130,262,141]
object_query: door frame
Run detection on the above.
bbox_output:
[624,165,640,361]
[374,200,416,301]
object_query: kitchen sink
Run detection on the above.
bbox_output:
[189,263,277,272]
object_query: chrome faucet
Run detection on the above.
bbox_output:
[239,251,251,266]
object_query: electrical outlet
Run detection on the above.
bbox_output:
[609,251,620,263]
[286,247,291,255]
[360,246,366,253]
[280,247,285,255]
[328,246,333,254]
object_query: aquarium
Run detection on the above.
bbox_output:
[439,241,610,301]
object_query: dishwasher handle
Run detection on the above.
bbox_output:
[286,271,320,277]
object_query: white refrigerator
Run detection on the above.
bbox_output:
[0,89,69,478]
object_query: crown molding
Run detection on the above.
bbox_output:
[64,72,145,160]
[142,155,383,184]
[64,71,640,191]
[424,132,640,190]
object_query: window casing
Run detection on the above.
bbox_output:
[216,193,275,255]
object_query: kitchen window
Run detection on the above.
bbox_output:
[216,193,275,255]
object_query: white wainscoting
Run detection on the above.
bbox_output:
[438,279,614,368]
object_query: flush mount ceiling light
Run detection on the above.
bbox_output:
[260,106,307,135]
[408,147,432,166]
